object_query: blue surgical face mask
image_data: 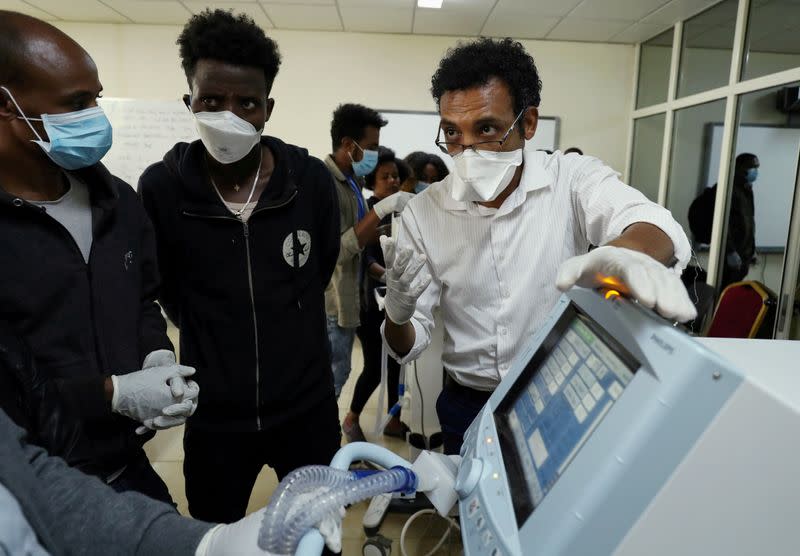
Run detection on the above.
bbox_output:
[349,141,378,177]
[1,86,112,170]
[745,167,758,183]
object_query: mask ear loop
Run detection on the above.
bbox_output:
[348,140,364,164]
[0,85,46,143]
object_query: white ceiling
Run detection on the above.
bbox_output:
[1,0,795,51]
[0,0,730,44]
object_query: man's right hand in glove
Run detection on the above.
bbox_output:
[380,236,431,325]
[110,352,196,426]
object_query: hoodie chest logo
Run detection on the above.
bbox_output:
[282,230,311,268]
[123,250,134,271]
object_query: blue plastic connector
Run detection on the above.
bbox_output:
[390,465,418,495]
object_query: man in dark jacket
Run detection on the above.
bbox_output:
[688,153,759,289]
[139,10,342,524]
[0,11,196,504]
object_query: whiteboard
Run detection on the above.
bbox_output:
[379,109,560,171]
[704,123,800,248]
[99,98,198,189]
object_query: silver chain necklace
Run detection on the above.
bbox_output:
[209,149,263,217]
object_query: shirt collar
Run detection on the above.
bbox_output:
[324,154,348,183]
[441,148,554,213]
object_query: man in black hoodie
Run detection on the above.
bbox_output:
[688,153,759,289]
[0,11,196,504]
[139,10,342,524]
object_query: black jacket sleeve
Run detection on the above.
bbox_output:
[0,325,108,441]
[688,185,715,245]
[362,198,385,269]
[139,165,182,327]
[313,158,341,288]
[48,374,109,419]
[136,195,174,361]
[0,326,34,432]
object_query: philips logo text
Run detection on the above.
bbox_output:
[650,334,674,354]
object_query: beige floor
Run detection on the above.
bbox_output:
[144,328,462,555]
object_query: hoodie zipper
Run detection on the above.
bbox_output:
[241,221,261,429]
[182,189,297,431]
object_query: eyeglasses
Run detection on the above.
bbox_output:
[435,108,527,156]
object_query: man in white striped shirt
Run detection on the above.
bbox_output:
[381,37,697,455]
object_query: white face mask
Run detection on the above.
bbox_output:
[194,110,263,164]
[450,148,523,202]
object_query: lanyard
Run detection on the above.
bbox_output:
[346,176,366,221]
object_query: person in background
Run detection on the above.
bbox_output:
[324,104,414,399]
[0,406,342,556]
[342,147,409,442]
[381,37,696,455]
[564,146,583,155]
[139,10,341,524]
[0,11,195,504]
[688,153,759,289]
[397,157,417,194]
[404,150,449,193]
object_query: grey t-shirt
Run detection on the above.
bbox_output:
[32,173,92,263]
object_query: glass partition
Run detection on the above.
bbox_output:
[629,114,667,202]
[677,0,738,98]
[741,0,800,81]
[637,29,674,108]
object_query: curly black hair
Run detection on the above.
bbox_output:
[431,37,542,115]
[404,151,449,183]
[330,103,387,152]
[177,9,281,89]
[365,146,397,190]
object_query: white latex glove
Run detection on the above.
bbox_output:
[195,505,345,556]
[136,349,200,434]
[134,350,199,435]
[195,508,270,556]
[317,507,345,553]
[555,245,697,323]
[111,352,196,424]
[135,381,199,435]
[380,236,432,325]
[374,191,415,220]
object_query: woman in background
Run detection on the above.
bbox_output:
[342,147,409,442]
[404,151,450,193]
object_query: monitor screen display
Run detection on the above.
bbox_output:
[496,306,639,525]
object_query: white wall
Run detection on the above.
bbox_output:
[52,22,635,171]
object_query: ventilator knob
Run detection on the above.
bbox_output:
[455,457,484,499]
